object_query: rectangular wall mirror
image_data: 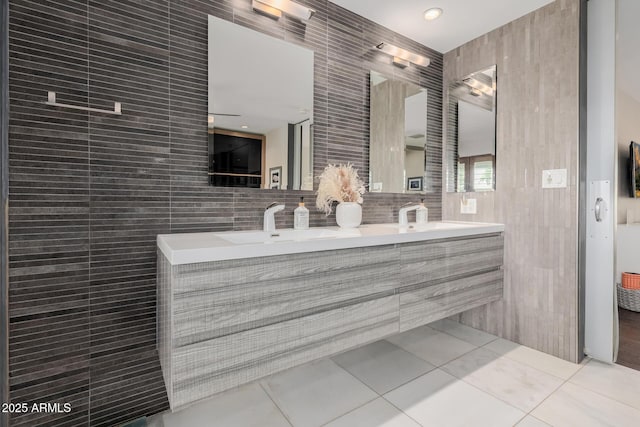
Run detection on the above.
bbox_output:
[446,65,497,193]
[208,15,314,190]
[369,71,428,194]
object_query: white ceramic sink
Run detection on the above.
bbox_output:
[216,228,344,244]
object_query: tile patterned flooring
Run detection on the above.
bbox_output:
[149,319,640,427]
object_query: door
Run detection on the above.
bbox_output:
[584,0,618,363]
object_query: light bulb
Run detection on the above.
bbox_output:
[423,8,443,21]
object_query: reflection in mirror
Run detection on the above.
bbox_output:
[446,65,497,193]
[369,71,428,194]
[207,15,314,190]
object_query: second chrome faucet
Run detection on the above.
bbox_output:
[264,202,285,232]
[398,202,421,226]
[399,200,429,226]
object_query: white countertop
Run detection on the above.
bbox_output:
[157,221,505,265]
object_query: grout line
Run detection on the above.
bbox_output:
[394,330,557,419]
[315,358,380,425]
[86,1,92,425]
[476,341,581,382]
[523,362,585,421]
[378,394,426,427]
[563,359,640,413]
[258,380,295,427]
[167,0,172,235]
[434,365,528,418]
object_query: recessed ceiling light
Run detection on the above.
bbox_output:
[241,125,248,129]
[423,7,443,21]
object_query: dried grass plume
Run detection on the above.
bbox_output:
[316,163,365,215]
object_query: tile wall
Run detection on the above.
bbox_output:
[442,0,582,362]
[7,0,443,424]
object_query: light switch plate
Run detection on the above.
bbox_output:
[542,169,567,188]
[371,182,383,192]
[460,198,477,214]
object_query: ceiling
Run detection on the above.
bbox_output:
[330,0,554,53]
[618,0,640,104]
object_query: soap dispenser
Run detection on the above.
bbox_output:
[416,198,428,224]
[294,197,309,230]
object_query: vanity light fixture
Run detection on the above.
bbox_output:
[252,0,315,22]
[462,77,494,96]
[375,42,430,68]
[423,7,443,21]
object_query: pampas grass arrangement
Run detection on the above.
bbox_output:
[316,163,365,215]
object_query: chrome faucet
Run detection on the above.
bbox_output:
[398,202,421,226]
[264,202,285,232]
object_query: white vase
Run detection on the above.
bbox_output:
[335,202,362,228]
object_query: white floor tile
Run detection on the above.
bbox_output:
[532,382,640,427]
[386,326,476,366]
[428,319,498,346]
[441,347,563,412]
[384,369,524,427]
[483,338,583,380]
[324,398,420,427]
[332,340,435,394]
[569,359,640,410]
[515,415,551,427]
[162,382,290,427]
[261,359,377,427]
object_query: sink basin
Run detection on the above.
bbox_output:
[216,228,344,244]
[372,222,474,231]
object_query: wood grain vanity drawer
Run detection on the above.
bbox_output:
[171,244,398,292]
[170,295,399,409]
[399,269,504,332]
[171,245,400,346]
[399,234,504,285]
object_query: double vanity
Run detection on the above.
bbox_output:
[157,221,505,410]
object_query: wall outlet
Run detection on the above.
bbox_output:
[371,182,383,192]
[542,169,567,188]
[460,198,477,214]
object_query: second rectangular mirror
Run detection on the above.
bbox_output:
[446,65,497,193]
[369,71,428,194]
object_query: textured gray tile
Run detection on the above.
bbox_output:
[7,0,445,425]
[443,0,581,363]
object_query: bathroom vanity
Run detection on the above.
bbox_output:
[157,222,504,410]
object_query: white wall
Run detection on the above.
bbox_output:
[616,90,640,223]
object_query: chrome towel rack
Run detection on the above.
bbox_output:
[44,91,122,115]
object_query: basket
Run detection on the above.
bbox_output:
[617,283,640,312]
[622,272,640,290]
